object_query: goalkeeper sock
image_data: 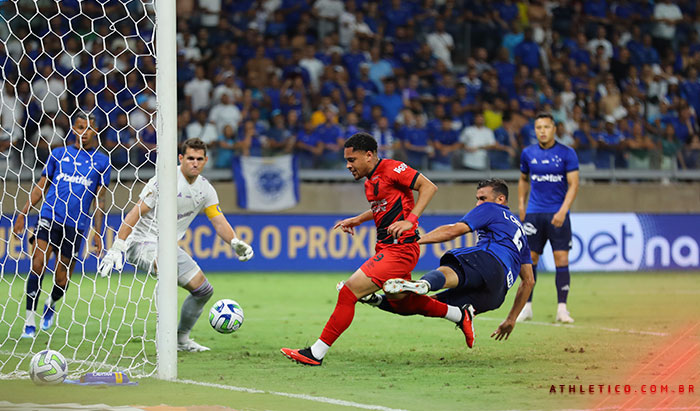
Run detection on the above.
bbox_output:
[319,285,358,346]
[420,269,445,291]
[555,266,570,303]
[527,265,538,302]
[177,279,213,343]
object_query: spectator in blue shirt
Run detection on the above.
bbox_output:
[295,119,323,169]
[639,34,660,65]
[490,112,518,169]
[373,78,403,125]
[431,117,460,170]
[514,28,542,70]
[572,121,598,169]
[313,108,345,169]
[492,47,517,93]
[595,118,626,169]
[103,112,133,169]
[368,46,395,93]
[399,109,431,170]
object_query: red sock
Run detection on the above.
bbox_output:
[319,286,358,346]
[387,294,448,317]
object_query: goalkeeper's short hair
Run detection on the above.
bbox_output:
[181,138,208,156]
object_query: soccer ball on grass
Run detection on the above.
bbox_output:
[209,299,244,334]
[29,349,68,385]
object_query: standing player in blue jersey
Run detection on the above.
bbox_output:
[381,179,535,343]
[517,113,579,323]
[13,112,111,338]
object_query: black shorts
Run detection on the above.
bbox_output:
[522,212,572,254]
[433,250,508,315]
[33,218,84,260]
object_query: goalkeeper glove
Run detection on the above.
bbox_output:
[230,238,254,261]
[98,238,127,277]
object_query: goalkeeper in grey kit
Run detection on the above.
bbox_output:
[99,138,253,352]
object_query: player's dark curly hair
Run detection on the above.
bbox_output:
[181,138,208,156]
[477,178,509,201]
[344,132,377,153]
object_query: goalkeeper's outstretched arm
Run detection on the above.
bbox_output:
[115,200,152,242]
[209,212,254,262]
[98,200,152,277]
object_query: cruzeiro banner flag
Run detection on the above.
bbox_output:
[232,155,300,211]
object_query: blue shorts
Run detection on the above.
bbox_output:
[522,212,572,254]
[433,250,507,315]
[33,218,84,260]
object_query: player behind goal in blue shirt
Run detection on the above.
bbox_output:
[380,179,535,344]
[13,112,111,338]
[517,112,579,323]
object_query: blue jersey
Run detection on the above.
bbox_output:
[520,142,579,213]
[458,202,532,289]
[40,146,111,232]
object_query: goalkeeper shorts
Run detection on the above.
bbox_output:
[126,240,201,286]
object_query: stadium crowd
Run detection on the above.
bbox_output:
[2,0,700,172]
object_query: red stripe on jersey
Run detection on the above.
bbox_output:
[364,159,420,245]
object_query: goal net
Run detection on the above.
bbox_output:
[0,0,162,378]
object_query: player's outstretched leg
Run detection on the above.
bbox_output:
[177,278,213,352]
[383,278,430,295]
[457,305,476,348]
[383,268,449,295]
[336,281,383,306]
[282,276,364,366]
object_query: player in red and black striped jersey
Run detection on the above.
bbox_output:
[281,133,475,366]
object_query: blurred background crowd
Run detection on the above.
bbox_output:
[2,0,700,173]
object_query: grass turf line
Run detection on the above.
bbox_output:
[1,271,699,411]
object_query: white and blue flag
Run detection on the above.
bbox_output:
[232,154,300,211]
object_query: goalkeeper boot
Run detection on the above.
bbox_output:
[280,347,322,366]
[41,304,56,331]
[516,302,533,322]
[177,338,210,352]
[382,278,430,295]
[336,281,383,306]
[556,304,574,323]
[21,325,36,339]
[456,304,476,349]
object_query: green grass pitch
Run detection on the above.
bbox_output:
[1,271,699,411]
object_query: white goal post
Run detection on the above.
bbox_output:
[155,0,178,381]
[0,0,178,380]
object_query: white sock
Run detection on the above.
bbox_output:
[523,302,532,310]
[557,303,567,312]
[25,310,35,327]
[310,339,329,359]
[177,331,189,345]
[444,305,463,323]
[45,296,54,309]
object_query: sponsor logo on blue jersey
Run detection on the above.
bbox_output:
[531,173,564,183]
[55,173,94,187]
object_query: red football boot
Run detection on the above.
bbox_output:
[280,347,323,366]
